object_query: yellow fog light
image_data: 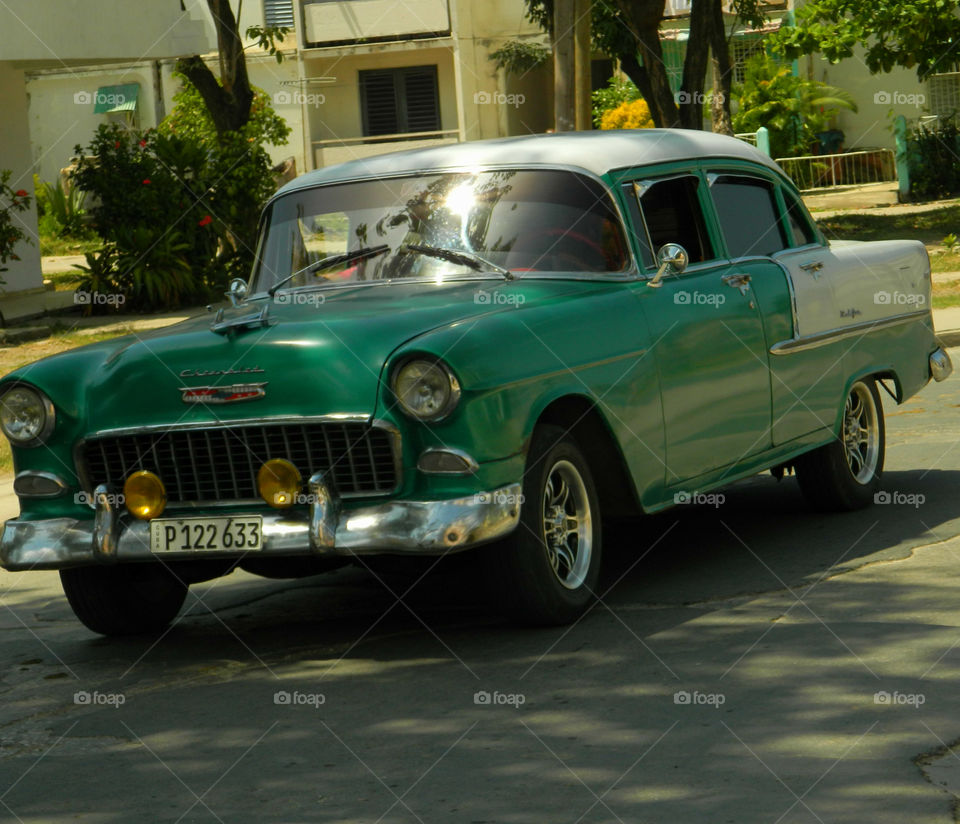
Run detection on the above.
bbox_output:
[124,471,167,520]
[258,459,302,508]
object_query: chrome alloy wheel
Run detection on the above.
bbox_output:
[541,459,593,589]
[843,382,881,484]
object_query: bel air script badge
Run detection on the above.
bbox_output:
[180,383,267,404]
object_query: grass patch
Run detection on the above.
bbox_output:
[816,205,960,245]
[39,234,100,257]
[0,325,136,477]
[43,270,84,291]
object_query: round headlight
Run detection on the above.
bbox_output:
[258,458,302,508]
[0,385,54,446]
[393,359,461,421]
[124,471,167,520]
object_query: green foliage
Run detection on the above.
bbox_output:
[732,54,857,158]
[490,39,551,74]
[770,0,960,81]
[36,177,87,237]
[72,76,290,312]
[904,120,960,200]
[0,170,32,278]
[944,232,959,251]
[246,24,290,64]
[591,76,640,128]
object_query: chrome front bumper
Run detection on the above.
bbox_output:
[0,481,523,571]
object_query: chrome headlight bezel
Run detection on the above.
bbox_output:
[391,358,462,422]
[0,384,56,447]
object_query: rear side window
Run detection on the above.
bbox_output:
[634,175,714,264]
[710,176,788,258]
[783,188,818,247]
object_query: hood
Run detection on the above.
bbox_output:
[7,278,601,434]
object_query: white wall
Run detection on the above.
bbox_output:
[0,64,43,294]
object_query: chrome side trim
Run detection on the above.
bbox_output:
[0,484,524,569]
[770,310,928,355]
[931,347,954,382]
[13,470,69,498]
[73,415,403,503]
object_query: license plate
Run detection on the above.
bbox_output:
[149,516,263,553]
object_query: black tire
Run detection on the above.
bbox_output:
[491,425,602,625]
[795,379,885,512]
[60,563,188,636]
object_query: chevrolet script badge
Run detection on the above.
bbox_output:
[180,383,267,404]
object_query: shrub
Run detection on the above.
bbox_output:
[906,120,960,201]
[36,177,87,237]
[600,98,654,130]
[0,171,31,279]
[592,76,640,128]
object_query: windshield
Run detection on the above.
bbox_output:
[251,169,631,292]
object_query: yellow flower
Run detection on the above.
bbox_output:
[600,99,654,130]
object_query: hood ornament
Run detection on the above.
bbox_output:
[180,383,267,404]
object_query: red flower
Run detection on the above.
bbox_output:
[14,190,27,197]
[142,179,151,185]
[115,141,121,148]
[139,140,146,148]
[198,215,213,227]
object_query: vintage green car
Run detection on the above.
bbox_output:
[0,131,951,634]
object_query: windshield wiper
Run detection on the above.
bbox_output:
[402,243,514,280]
[267,244,390,297]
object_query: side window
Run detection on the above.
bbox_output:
[782,188,819,247]
[635,175,714,265]
[709,175,788,258]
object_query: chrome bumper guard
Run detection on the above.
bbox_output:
[0,479,523,571]
[931,346,954,382]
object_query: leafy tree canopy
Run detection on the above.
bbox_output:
[771,0,960,80]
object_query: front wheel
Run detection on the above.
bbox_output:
[795,379,885,511]
[490,425,602,625]
[60,563,188,636]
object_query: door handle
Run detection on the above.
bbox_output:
[799,260,824,276]
[721,273,751,296]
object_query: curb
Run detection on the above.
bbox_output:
[0,326,51,346]
[938,330,960,348]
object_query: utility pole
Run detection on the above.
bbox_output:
[574,0,591,130]
[553,0,575,131]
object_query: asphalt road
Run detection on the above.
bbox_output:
[3,354,960,823]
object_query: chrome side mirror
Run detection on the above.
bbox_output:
[649,243,689,288]
[225,278,248,307]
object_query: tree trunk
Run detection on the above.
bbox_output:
[707,0,734,135]
[678,0,710,129]
[554,0,576,131]
[175,0,254,136]
[614,0,679,128]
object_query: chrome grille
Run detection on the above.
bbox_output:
[79,421,399,503]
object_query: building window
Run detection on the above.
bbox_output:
[927,72,960,120]
[731,36,768,84]
[263,0,294,28]
[359,66,441,137]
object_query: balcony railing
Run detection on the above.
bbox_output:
[312,130,460,169]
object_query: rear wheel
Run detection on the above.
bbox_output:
[795,379,885,511]
[491,425,602,625]
[60,563,188,636]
